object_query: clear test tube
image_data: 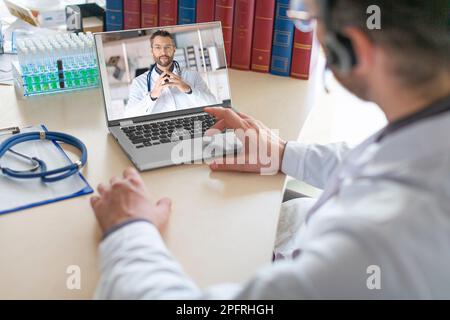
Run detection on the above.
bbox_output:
[87,41,98,85]
[44,41,55,92]
[44,41,55,72]
[28,46,42,93]
[77,40,88,87]
[81,38,91,85]
[78,33,89,67]
[70,40,81,88]
[16,39,25,61]
[17,42,27,71]
[69,40,79,88]
[22,41,36,90]
[55,34,66,50]
[80,34,96,84]
[57,35,69,68]
[32,38,44,73]
[61,42,71,88]
[51,42,61,90]
[19,46,34,94]
[38,45,51,92]
[25,40,36,72]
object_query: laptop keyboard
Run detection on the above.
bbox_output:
[122,114,217,148]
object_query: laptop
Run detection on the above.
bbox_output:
[94,22,242,171]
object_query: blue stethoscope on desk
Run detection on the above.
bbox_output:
[0,127,87,183]
[146,60,181,92]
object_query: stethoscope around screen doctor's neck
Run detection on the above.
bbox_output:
[146,60,182,93]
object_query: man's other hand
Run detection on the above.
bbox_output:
[90,167,172,234]
[203,107,287,175]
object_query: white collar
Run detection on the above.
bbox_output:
[150,64,182,80]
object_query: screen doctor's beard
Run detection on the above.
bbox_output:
[154,54,174,68]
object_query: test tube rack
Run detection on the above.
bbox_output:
[13,32,99,97]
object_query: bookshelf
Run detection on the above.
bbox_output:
[106,0,316,80]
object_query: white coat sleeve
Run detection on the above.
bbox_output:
[124,78,158,118]
[281,141,351,189]
[94,220,388,300]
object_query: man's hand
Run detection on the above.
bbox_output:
[90,167,172,234]
[204,107,287,174]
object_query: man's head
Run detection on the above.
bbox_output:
[150,30,176,68]
[305,0,450,103]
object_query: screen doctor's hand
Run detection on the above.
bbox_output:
[90,167,172,234]
[149,72,169,99]
[204,107,287,175]
[162,70,191,93]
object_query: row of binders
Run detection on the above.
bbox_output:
[106,0,316,79]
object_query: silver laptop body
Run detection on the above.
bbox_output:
[94,22,241,171]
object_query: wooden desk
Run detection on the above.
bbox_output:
[0,69,316,299]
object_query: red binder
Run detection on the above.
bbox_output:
[215,0,235,66]
[141,0,158,28]
[197,0,216,22]
[159,0,178,26]
[251,0,276,73]
[231,0,256,70]
[290,29,314,79]
[141,0,158,27]
[124,0,141,30]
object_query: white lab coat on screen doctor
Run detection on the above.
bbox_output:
[124,66,219,118]
[95,109,450,299]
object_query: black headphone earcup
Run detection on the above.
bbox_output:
[336,33,357,67]
[325,33,357,73]
[326,47,339,67]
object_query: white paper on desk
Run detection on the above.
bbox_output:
[0,125,93,215]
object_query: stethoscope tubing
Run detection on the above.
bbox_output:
[0,131,87,183]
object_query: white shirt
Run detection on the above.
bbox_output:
[125,67,219,118]
[94,110,450,299]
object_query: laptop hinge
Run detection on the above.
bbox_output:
[119,120,133,127]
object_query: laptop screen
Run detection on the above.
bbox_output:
[94,22,231,123]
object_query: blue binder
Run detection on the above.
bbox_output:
[178,0,197,25]
[106,0,124,31]
[0,125,93,215]
[270,0,295,77]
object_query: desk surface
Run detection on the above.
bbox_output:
[0,69,316,299]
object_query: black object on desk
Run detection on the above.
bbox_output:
[66,3,105,33]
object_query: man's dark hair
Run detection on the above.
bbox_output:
[329,0,450,86]
[150,30,175,46]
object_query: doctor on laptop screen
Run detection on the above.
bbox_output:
[99,23,229,121]
[127,30,218,116]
